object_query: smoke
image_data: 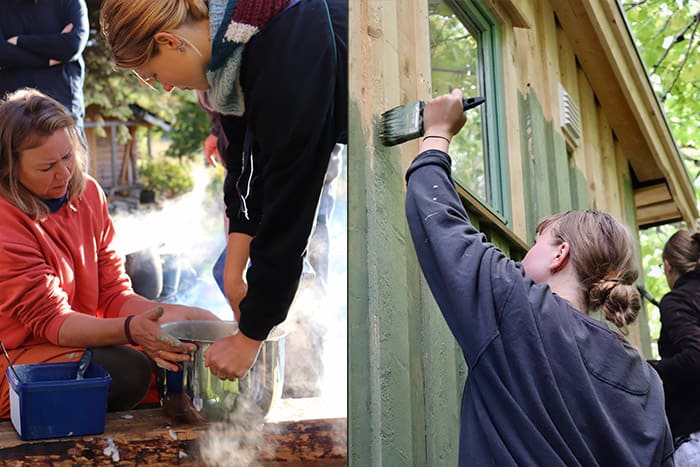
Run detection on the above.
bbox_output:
[198,397,269,466]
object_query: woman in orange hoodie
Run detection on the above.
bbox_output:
[0,89,218,419]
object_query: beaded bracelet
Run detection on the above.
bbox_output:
[124,315,138,346]
[423,135,450,143]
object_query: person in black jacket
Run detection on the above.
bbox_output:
[651,229,700,465]
[0,0,88,135]
[405,89,674,466]
[100,0,347,380]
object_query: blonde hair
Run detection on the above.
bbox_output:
[0,89,87,221]
[100,0,209,69]
[662,229,700,276]
[536,210,641,333]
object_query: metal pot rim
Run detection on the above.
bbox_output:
[161,320,286,343]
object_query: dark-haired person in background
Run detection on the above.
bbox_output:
[650,229,700,466]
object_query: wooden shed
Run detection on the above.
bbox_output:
[348,0,698,465]
[84,104,170,197]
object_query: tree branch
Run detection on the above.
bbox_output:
[661,15,699,99]
[651,11,698,73]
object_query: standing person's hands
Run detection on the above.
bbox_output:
[420,89,468,153]
[204,331,263,380]
[127,306,197,371]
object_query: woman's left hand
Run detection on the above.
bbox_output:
[129,306,197,371]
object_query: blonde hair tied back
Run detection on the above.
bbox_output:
[536,210,641,334]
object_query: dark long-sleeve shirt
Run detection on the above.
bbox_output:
[652,269,700,438]
[220,0,347,340]
[0,0,88,126]
[405,149,674,466]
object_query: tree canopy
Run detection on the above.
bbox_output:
[623,0,700,354]
[83,0,208,156]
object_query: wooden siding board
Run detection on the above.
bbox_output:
[348,104,376,467]
[501,24,527,238]
[350,0,445,465]
[635,184,673,208]
[421,280,462,467]
[519,93,537,245]
[598,112,622,218]
[551,131,572,212]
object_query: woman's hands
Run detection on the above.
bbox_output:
[127,307,196,371]
[420,89,468,153]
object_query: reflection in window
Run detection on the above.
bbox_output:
[429,1,487,203]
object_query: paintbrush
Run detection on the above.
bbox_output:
[379,96,485,147]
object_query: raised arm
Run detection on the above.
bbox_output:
[405,90,520,364]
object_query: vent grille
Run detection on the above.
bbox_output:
[558,84,581,147]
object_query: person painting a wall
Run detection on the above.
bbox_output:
[99,0,348,381]
[402,88,674,466]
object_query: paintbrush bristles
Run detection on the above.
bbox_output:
[379,96,485,147]
[379,100,425,147]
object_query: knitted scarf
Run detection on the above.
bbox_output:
[205,0,294,116]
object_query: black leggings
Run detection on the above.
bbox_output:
[91,346,152,412]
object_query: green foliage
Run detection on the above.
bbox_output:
[623,1,700,351]
[138,158,195,198]
[624,1,700,148]
[429,2,486,199]
[165,93,212,159]
[83,0,204,154]
[639,224,677,357]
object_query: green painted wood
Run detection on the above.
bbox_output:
[348,101,431,466]
[551,130,572,212]
[420,281,463,467]
[348,101,375,467]
[620,168,653,357]
[518,93,537,246]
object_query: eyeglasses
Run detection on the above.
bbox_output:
[132,70,157,91]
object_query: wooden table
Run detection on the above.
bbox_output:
[0,398,346,466]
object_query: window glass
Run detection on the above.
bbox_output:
[429,0,487,201]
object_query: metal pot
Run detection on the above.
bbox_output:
[157,321,285,423]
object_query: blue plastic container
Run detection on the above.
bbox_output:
[6,361,112,441]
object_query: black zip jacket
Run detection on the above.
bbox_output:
[220,0,347,340]
[652,269,700,438]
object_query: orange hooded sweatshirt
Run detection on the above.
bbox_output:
[0,176,133,418]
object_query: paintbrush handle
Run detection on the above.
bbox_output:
[462,96,485,111]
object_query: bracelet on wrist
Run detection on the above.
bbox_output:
[124,315,138,346]
[423,135,450,143]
